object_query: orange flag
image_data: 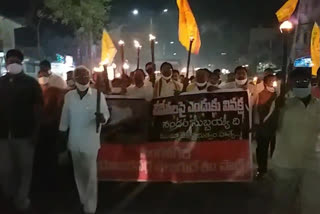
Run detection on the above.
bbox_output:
[177,0,201,55]
[101,29,117,64]
[276,0,298,22]
[311,23,320,76]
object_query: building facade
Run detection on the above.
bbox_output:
[294,0,320,59]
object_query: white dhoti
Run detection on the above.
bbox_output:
[71,151,98,214]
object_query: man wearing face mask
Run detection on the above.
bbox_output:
[59,66,110,214]
[186,68,209,93]
[38,60,67,89]
[225,66,258,106]
[153,62,181,98]
[126,69,153,101]
[271,68,320,214]
[0,49,43,212]
[254,74,278,179]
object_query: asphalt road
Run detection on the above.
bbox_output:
[1,178,277,214]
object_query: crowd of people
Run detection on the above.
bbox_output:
[0,48,320,214]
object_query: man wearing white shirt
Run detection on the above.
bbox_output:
[224,66,258,107]
[38,60,67,89]
[126,69,153,101]
[186,68,209,93]
[59,66,110,214]
[271,68,320,214]
[153,62,181,98]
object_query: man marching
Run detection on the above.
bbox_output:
[59,66,110,214]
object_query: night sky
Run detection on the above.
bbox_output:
[1,0,286,67]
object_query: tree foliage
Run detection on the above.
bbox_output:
[40,0,112,40]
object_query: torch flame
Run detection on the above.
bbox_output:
[134,40,141,49]
[280,21,293,33]
[149,34,156,41]
[253,76,258,85]
[273,81,278,88]
[93,66,104,73]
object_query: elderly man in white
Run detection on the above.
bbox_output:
[59,66,109,214]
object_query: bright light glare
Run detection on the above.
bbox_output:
[273,81,278,88]
[123,62,130,70]
[163,9,168,13]
[221,52,227,56]
[112,63,117,69]
[181,67,187,73]
[155,41,159,44]
[115,73,121,78]
[132,9,139,15]
[107,66,114,80]
[221,68,230,74]
[134,40,140,48]
[100,59,109,66]
[173,53,177,56]
[93,66,104,73]
[280,21,293,32]
[170,41,174,44]
[118,40,125,45]
[149,34,156,41]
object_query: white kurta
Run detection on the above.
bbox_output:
[154,78,181,98]
[126,84,153,101]
[59,88,110,154]
[59,88,110,213]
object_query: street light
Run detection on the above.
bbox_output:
[132,9,139,16]
[279,20,293,100]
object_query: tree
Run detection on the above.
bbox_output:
[40,0,112,67]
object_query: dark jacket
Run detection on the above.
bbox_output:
[0,72,43,139]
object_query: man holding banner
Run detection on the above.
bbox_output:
[153,62,181,98]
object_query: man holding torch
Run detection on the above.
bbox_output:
[59,66,109,214]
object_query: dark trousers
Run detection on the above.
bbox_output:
[256,132,276,173]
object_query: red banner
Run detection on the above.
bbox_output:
[98,91,253,182]
[98,140,252,182]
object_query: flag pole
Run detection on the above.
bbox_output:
[183,37,194,91]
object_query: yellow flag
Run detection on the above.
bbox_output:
[311,23,320,76]
[276,0,298,22]
[177,0,201,55]
[101,29,117,64]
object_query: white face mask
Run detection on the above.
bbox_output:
[292,85,311,98]
[7,63,23,75]
[235,78,247,86]
[75,82,90,91]
[67,80,75,87]
[266,86,275,93]
[161,73,172,81]
[196,81,207,87]
[38,77,49,85]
